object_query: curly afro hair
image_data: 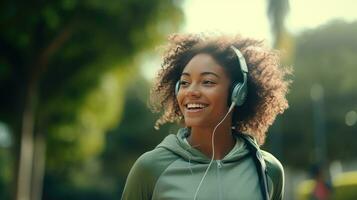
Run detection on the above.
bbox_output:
[149,33,292,145]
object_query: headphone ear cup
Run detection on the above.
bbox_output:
[231,83,247,106]
[175,81,180,96]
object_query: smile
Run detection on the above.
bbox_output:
[185,103,208,113]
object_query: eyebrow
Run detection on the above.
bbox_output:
[181,71,220,78]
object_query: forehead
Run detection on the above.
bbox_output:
[182,53,228,77]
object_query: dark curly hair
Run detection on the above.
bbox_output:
[149,33,292,145]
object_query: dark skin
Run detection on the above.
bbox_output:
[187,122,235,160]
[177,53,236,159]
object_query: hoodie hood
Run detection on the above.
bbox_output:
[156,128,251,163]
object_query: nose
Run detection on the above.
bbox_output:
[186,84,201,98]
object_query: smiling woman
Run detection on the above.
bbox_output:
[121,33,292,200]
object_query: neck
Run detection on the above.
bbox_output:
[187,119,236,160]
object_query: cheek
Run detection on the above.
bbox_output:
[215,98,229,111]
[176,92,185,111]
[210,89,230,106]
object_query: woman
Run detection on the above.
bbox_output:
[121,33,291,200]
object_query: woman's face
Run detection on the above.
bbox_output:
[177,53,231,128]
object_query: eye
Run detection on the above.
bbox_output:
[179,80,190,87]
[202,80,216,86]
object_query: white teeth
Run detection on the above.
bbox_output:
[186,103,206,109]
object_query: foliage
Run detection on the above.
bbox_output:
[0,148,12,199]
[0,0,183,199]
[43,76,178,199]
[102,77,177,196]
[269,20,357,168]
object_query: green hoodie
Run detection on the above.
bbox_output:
[121,128,284,200]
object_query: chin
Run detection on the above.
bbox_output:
[184,118,210,128]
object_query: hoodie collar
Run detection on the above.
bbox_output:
[156,128,251,163]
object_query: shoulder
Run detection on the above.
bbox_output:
[121,147,179,200]
[128,146,180,181]
[134,147,180,173]
[261,150,285,199]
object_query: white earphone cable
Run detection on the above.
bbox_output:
[193,102,236,200]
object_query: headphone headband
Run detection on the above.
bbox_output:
[230,46,248,73]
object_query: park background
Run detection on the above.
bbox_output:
[1,0,357,199]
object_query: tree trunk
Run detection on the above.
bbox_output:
[16,85,37,200]
[31,131,46,200]
[14,20,73,200]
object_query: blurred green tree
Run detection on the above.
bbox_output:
[0,0,183,199]
[265,0,294,161]
[281,20,357,168]
[41,75,178,199]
